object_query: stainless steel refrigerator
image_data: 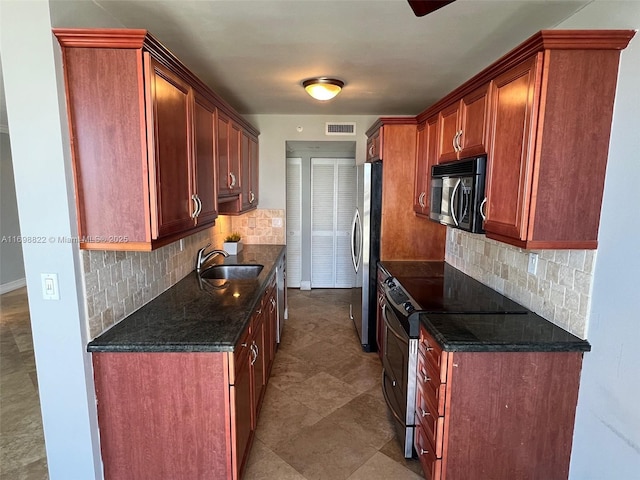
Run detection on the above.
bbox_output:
[350,161,382,352]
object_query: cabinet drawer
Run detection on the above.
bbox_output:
[419,327,447,383]
[415,423,442,480]
[417,352,446,417]
[415,383,445,457]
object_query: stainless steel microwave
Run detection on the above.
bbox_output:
[429,155,487,233]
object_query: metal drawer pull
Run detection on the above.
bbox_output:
[420,408,430,417]
[420,448,429,455]
[229,172,236,188]
[422,373,430,383]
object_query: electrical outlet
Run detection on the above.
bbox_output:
[272,218,283,228]
[527,253,539,275]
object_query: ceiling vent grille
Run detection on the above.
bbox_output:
[325,122,356,136]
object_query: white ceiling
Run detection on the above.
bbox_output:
[7,0,594,119]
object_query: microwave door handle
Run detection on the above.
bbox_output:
[480,197,487,221]
[450,178,461,226]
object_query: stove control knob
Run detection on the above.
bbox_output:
[403,302,415,313]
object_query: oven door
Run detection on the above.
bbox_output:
[381,303,409,421]
[381,302,417,458]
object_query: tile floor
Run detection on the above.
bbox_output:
[244,288,424,480]
[0,287,423,480]
[0,287,48,479]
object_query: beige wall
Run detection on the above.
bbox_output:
[245,114,379,210]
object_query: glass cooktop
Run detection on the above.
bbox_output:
[390,263,528,314]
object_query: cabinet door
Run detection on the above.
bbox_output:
[267,285,277,371]
[367,129,381,161]
[240,131,252,211]
[231,349,253,479]
[458,84,489,158]
[437,102,460,163]
[414,116,438,217]
[249,136,259,208]
[484,55,541,241]
[229,121,241,194]
[147,56,195,238]
[216,111,232,196]
[251,311,266,422]
[414,122,429,216]
[193,93,218,226]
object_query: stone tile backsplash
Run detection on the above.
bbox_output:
[82,209,285,339]
[82,218,232,338]
[445,229,595,339]
[230,209,285,245]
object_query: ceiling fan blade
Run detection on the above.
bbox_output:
[408,0,456,17]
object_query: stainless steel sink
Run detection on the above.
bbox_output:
[199,264,264,280]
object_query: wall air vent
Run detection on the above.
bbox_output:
[325,122,356,136]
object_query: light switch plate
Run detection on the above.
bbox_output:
[41,273,60,300]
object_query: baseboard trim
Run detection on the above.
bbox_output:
[0,278,26,294]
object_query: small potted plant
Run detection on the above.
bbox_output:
[223,232,243,255]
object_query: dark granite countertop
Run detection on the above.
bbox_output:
[87,244,285,353]
[379,260,590,353]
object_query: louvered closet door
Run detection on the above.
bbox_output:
[286,158,302,287]
[311,158,356,288]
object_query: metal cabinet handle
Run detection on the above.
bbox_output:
[418,192,425,209]
[480,197,487,221]
[420,408,430,417]
[250,342,258,365]
[191,194,199,218]
[229,172,236,188]
[422,373,430,383]
[196,194,202,217]
[450,178,461,226]
[420,448,429,455]
[451,132,458,152]
[249,191,255,204]
[369,144,375,157]
[456,130,463,151]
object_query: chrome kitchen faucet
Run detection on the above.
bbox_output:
[196,243,229,273]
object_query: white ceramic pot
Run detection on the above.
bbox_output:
[223,241,243,255]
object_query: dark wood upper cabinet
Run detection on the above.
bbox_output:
[193,93,219,226]
[415,29,635,250]
[436,84,489,164]
[219,128,259,215]
[147,57,195,238]
[54,28,259,250]
[414,115,439,217]
[366,118,446,262]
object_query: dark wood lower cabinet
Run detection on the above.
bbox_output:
[92,275,279,480]
[415,326,584,480]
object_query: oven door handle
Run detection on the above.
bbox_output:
[382,304,409,344]
[381,369,406,427]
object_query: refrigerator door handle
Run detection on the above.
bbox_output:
[351,208,361,272]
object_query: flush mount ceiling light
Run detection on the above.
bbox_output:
[302,78,345,101]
